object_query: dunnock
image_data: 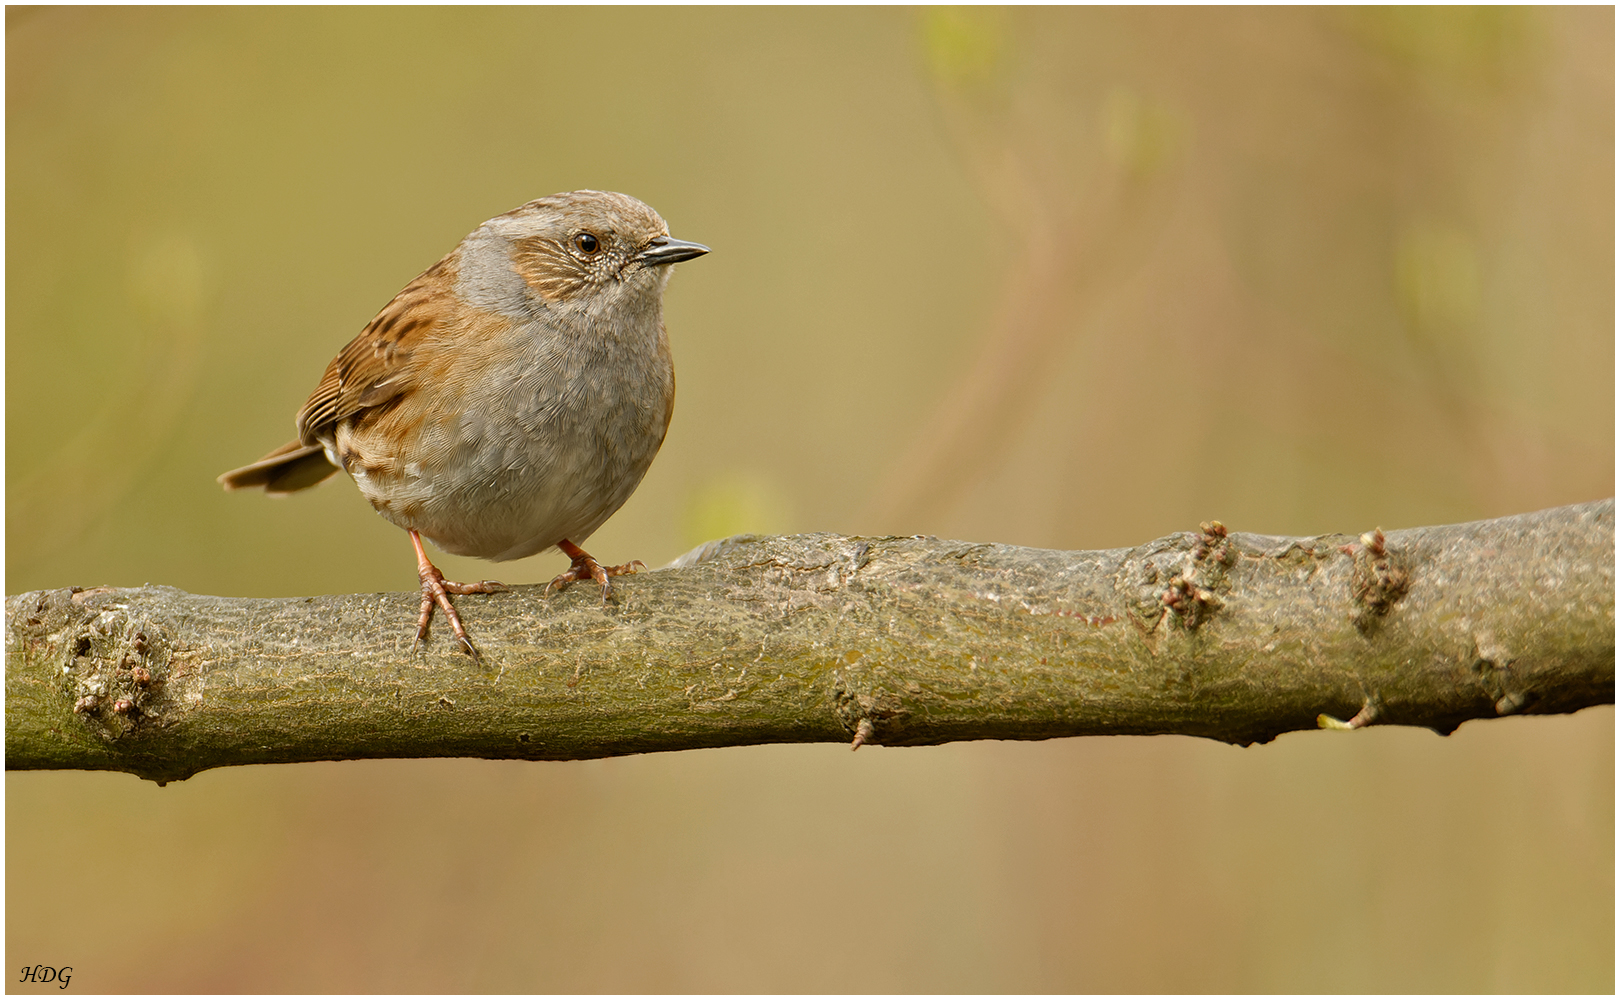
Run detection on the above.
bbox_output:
[219,190,708,657]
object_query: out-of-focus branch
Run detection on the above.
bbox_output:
[871,10,1184,525]
[6,501,1612,784]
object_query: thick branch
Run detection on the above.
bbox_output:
[7,501,1613,784]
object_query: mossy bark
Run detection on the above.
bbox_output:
[7,501,1613,784]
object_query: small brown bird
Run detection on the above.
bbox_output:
[219,190,708,657]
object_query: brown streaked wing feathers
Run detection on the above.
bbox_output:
[218,256,458,495]
[294,258,452,445]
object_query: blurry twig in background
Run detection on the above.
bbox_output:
[870,9,1183,527]
[870,8,1612,535]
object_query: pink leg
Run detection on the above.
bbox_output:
[411,530,505,659]
[547,538,645,603]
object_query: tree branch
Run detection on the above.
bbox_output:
[7,501,1613,784]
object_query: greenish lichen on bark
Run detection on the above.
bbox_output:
[6,500,1613,784]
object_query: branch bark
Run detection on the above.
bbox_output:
[7,501,1613,784]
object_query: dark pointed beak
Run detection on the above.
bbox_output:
[638,235,710,266]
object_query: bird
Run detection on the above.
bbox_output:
[218,190,708,658]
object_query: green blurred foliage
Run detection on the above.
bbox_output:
[7,7,1612,992]
[1100,86,1183,177]
[1345,5,1536,88]
[681,470,794,550]
[920,6,1008,90]
[1396,220,1483,344]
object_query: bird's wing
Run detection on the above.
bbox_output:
[294,257,457,445]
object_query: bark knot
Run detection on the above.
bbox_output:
[1342,528,1411,631]
[831,669,909,748]
[1158,521,1235,630]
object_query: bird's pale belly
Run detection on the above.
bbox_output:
[334,360,671,562]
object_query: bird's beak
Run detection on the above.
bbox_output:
[637,235,710,266]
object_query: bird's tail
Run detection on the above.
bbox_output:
[218,441,341,495]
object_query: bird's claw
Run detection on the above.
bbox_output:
[547,544,644,603]
[414,558,503,661]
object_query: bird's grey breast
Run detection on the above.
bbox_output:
[459,307,670,491]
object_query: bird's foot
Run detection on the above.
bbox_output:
[410,531,504,660]
[548,538,644,603]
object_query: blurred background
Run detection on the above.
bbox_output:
[7,7,1612,991]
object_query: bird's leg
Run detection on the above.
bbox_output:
[548,538,645,603]
[411,530,505,659]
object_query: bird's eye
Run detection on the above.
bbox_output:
[573,232,600,254]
